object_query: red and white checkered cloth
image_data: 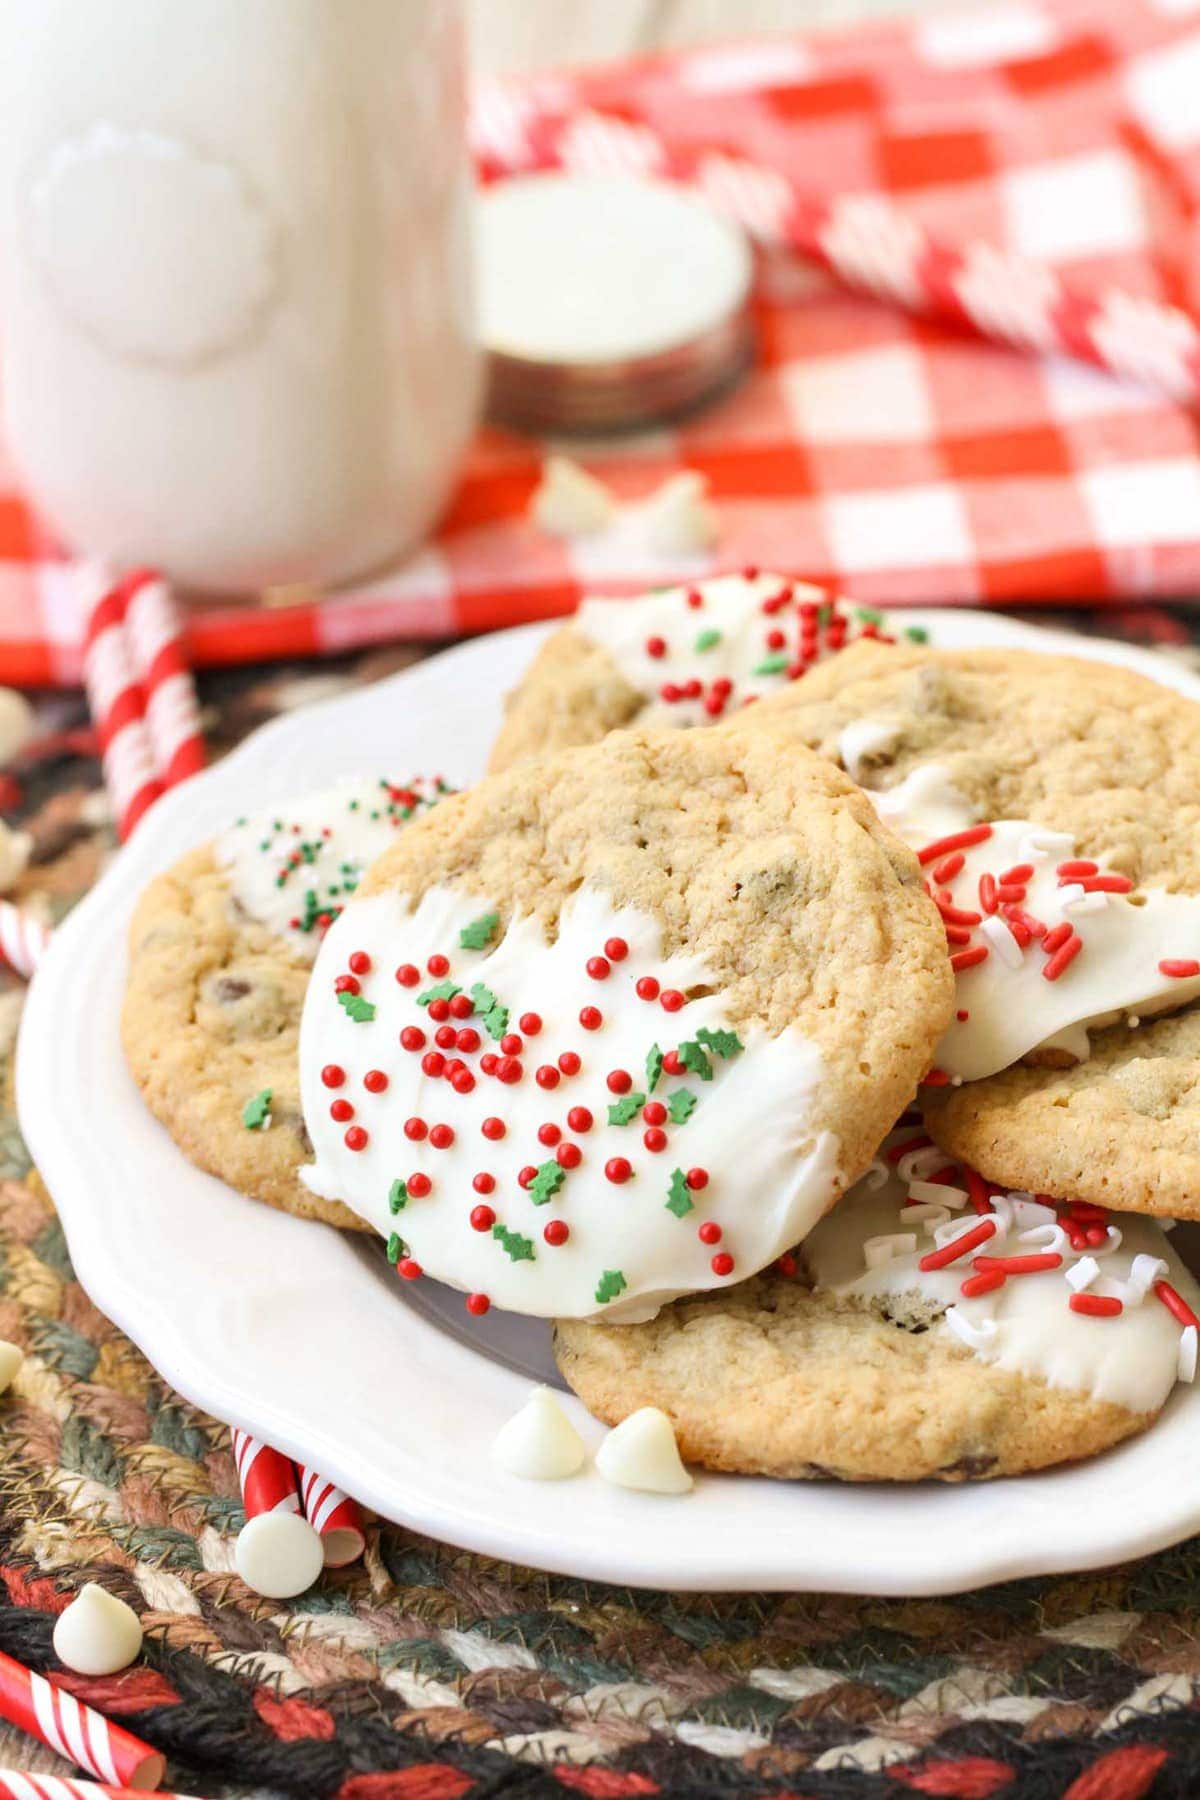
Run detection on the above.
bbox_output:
[5,0,1200,687]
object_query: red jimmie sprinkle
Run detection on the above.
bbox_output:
[936,898,982,927]
[916,824,993,866]
[1154,1280,1200,1330]
[964,1167,995,1216]
[1041,921,1072,954]
[978,873,997,914]
[951,945,989,973]
[1043,932,1083,981]
[1070,1293,1123,1317]
[960,1269,1005,1298]
[972,1253,1063,1275]
[931,852,965,883]
[1057,859,1098,878]
[918,1219,996,1270]
[1000,864,1034,884]
[1160,959,1200,979]
[1074,873,1133,894]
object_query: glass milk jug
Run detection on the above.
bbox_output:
[0,0,481,592]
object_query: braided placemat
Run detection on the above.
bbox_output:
[4,623,1200,1800]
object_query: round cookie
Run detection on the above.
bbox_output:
[122,775,447,1227]
[488,572,912,772]
[298,726,954,1319]
[734,642,1200,1080]
[924,1004,1200,1221]
[555,1125,1200,1480]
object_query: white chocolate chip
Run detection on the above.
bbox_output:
[530,457,616,537]
[53,1583,143,1676]
[0,1341,22,1394]
[492,1386,587,1481]
[839,718,900,785]
[642,472,719,556]
[234,1511,324,1599]
[595,1408,693,1495]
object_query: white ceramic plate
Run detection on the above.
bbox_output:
[19,610,1200,1595]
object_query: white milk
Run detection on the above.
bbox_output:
[0,0,482,592]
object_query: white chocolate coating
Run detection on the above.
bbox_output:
[577,573,909,732]
[215,774,447,959]
[52,1583,143,1676]
[299,885,841,1321]
[492,1387,588,1480]
[866,763,1200,1080]
[595,1408,693,1495]
[805,1134,1200,1416]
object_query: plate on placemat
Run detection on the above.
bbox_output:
[19,611,1200,1595]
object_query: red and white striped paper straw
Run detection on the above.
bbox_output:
[230,1429,301,1520]
[119,574,205,792]
[492,100,1200,408]
[297,1466,366,1568]
[0,1777,197,1798]
[0,902,51,980]
[79,570,163,843]
[0,1653,163,1791]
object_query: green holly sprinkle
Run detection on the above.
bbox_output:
[677,1039,713,1081]
[416,980,460,1009]
[386,1232,405,1265]
[695,1026,743,1060]
[338,991,377,1024]
[694,628,722,652]
[595,1269,627,1305]
[645,1043,664,1093]
[241,1089,272,1130]
[459,911,499,951]
[853,607,884,626]
[667,1088,697,1125]
[530,1160,566,1206]
[471,981,509,1040]
[665,1168,694,1218]
[607,1092,647,1127]
[753,653,789,676]
[389,1179,408,1214]
[493,1223,535,1263]
[904,625,930,643]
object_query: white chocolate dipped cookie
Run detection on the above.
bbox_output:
[298,727,954,1320]
[554,1118,1200,1481]
[487,571,917,772]
[735,643,1200,1081]
[122,774,449,1227]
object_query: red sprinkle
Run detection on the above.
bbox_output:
[972,1253,1062,1275]
[711,1253,735,1278]
[660,989,685,1012]
[960,1269,1006,1298]
[698,1222,722,1245]
[636,976,660,1001]
[481,1117,506,1140]
[567,1106,593,1133]
[605,1157,632,1184]
[643,1101,667,1126]
[558,1051,582,1076]
[686,1167,709,1190]
[936,899,982,927]
[1154,1280,1200,1330]
[470,1204,495,1230]
[345,1126,368,1152]
[978,873,997,915]
[535,1065,560,1090]
[605,937,629,962]
[321,1064,345,1089]
[944,926,972,947]
[916,825,993,866]
[956,1009,970,1022]
[395,964,420,987]
[1160,959,1200,979]
[776,1253,798,1278]
[348,951,371,976]
[404,1117,427,1141]
[951,945,989,973]
[1069,1293,1123,1317]
[427,998,450,1023]
[931,852,965,883]
[1043,933,1083,981]
[519,1012,543,1036]
[922,1068,950,1086]
[518,1166,537,1189]
[466,1293,490,1316]
[544,1221,570,1246]
[334,974,360,996]
[429,1124,454,1150]
[643,1127,668,1153]
[1057,859,1098,878]
[579,1006,603,1031]
[1000,864,1034,884]
[496,1058,523,1084]
[407,1172,431,1197]
[456,1027,480,1053]
[421,1051,445,1078]
[557,1142,582,1169]
[427,954,450,977]
[1075,874,1133,894]
[330,1099,354,1123]
[607,1069,632,1095]
[397,1259,423,1281]
[662,1050,683,1076]
[449,993,474,1019]
[480,1053,498,1075]
[686,587,703,608]
[646,635,667,658]
[500,1034,523,1057]
[538,1123,561,1147]
[399,1027,425,1052]
[586,956,611,982]
[472,1174,495,1195]
[919,1219,996,1270]
[435,1025,456,1049]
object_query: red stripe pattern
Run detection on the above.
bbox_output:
[231,1428,301,1521]
[0,1651,163,1788]
[298,1465,367,1568]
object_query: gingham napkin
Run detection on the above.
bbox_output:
[4,0,1200,686]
